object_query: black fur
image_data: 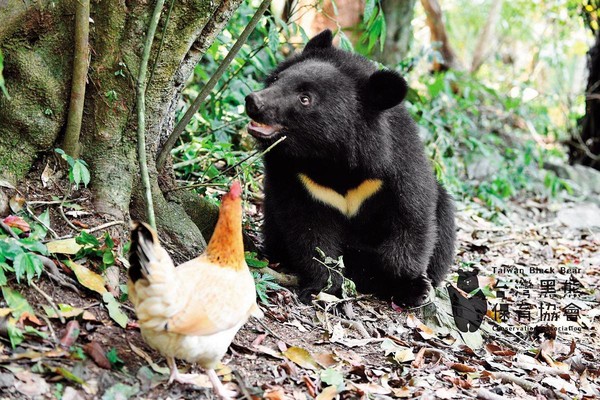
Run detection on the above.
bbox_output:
[246,30,456,306]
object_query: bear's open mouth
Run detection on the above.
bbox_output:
[247,120,282,139]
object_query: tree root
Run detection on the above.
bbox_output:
[37,255,80,295]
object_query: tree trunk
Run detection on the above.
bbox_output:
[420,0,462,71]
[373,0,418,67]
[470,0,503,73]
[569,31,600,170]
[0,0,242,260]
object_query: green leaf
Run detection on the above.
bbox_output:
[0,265,7,285]
[13,252,44,283]
[0,239,25,260]
[18,238,49,255]
[245,251,268,268]
[267,20,279,53]
[104,232,114,249]
[338,31,354,52]
[102,293,128,328]
[363,0,376,23]
[2,286,35,319]
[102,249,115,267]
[72,160,90,188]
[7,320,24,347]
[106,347,124,367]
[24,325,48,339]
[298,26,310,44]
[76,231,100,247]
[0,49,10,99]
[331,0,339,15]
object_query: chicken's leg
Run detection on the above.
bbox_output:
[207,368,236,399]
[166,357,200,385]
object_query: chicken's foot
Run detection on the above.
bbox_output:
[166,357,201,385]
[207,368,237,399]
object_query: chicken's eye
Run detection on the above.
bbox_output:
[299,94,311,106]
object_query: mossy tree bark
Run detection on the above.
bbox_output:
[372,0,417,67]
[0,0,242,260]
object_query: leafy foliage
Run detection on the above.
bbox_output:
[55,148,91,189]
[0,49,9,99]
[252,271,284,304]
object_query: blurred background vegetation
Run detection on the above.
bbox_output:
[172,0,599,224]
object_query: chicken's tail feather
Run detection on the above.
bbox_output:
[129,221,161,283]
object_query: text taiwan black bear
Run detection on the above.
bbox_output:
[245,30,456,306]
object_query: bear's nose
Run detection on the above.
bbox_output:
[245,93,264,116]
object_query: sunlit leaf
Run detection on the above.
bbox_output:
[102,293,128,328]
[1,286,35,319]
[66,260,107,295]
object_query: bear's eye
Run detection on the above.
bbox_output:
[299,94,311,106]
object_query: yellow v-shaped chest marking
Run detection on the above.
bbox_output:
[298,173,383,217]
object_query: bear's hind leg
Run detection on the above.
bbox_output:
[427,184,456,286]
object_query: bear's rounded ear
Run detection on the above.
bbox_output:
[304,29,334,52]
[363,69,408,111]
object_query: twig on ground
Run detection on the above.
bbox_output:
[0,219,19,239]
[339,318,370,339]
[87,220,125,233]
[38,255,80,294]
[58,195,79,231]
[254,316,285,342]
[24,204,59,239]
[491,371,570,400]
[232,370,253,400]
[31,281,65,324]
[476,388,508,400]
[46,220,125,241]
[39,314,58,345]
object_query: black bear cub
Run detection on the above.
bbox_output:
[245,30,456,306]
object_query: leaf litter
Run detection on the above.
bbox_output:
[0,180,599,399]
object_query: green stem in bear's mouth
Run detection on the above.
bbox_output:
[169,136,287,192]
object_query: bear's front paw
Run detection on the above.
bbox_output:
[392,275,433,308]
[297,287,320,304]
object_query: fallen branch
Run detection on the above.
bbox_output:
[31,281,65,324]
[0,219,18,239]
[38,255,80,294]
[476,388,507,400]
[492,371,570,400]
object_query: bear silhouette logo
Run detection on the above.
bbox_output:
[447,269,487,332]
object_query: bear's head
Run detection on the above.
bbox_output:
[456,269,480,293]
[245,30,408,161]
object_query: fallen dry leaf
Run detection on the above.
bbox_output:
[263,387,287,400]
[450,363,478,373]
[66,260,107,295]
[14,371,49,397]
[315,385,338,400]
[283,346,320,370]
[60,320,80,347]
[84,342,111,369]
[46,238,83,255]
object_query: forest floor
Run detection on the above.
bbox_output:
[0,170,599,399]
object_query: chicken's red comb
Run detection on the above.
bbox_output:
[229,181,242,199]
